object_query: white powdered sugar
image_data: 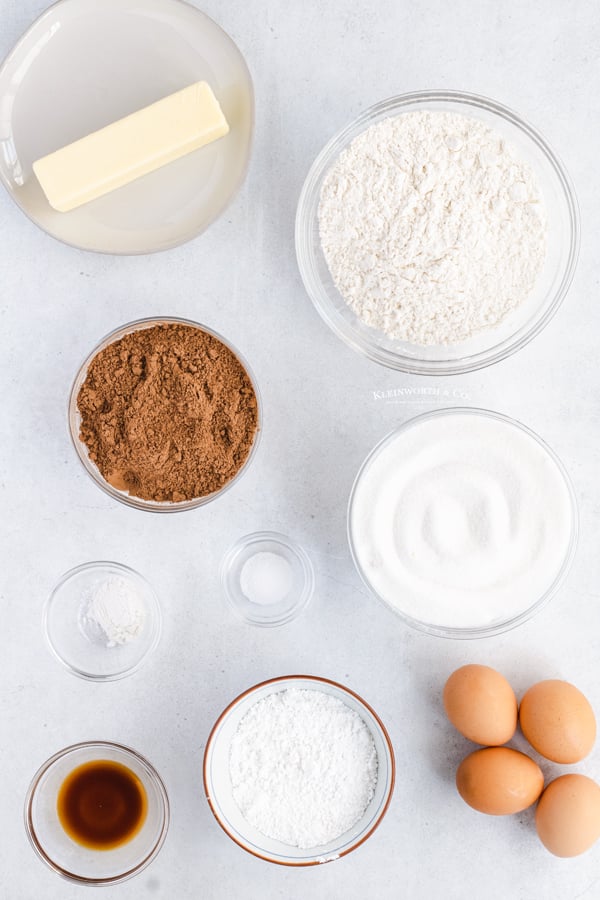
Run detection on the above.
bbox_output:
[229,688,378,849]
[318,111,547,345]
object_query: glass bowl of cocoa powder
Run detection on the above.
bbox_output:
[68,317,261,512]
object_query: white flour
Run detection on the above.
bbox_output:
[229,688,378,848]
[319,111,547,345]
[79,576,146,648]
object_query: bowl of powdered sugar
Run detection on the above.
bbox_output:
[203,675,395,865]
[296,90,579,375]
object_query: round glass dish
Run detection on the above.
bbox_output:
[44,561,161,681]
[0,0,254,254]
[24,741,169,885]
[347,407,579,639]
[221,531,314,627]
[203,675,395,866]
[296,90,580,375]
[68,316,262,513]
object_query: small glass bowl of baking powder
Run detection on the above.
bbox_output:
[296,89,580,375]
[43,561,162,680]
[68,316,262,513]
[221,532,315,626]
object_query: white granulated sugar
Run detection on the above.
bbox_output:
[229,688,378,849]
[318,111,547,346]
[349,412,574,629]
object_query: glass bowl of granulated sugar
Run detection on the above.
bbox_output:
[348,407,578,638]
[296,90,580,375]
[203,675,395,865]
[68,316,262,512]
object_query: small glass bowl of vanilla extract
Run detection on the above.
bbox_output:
[24,742,169,885]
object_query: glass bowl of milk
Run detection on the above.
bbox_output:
[347,407,578,639]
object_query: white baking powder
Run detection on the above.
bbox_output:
[79,576,146,648]
[350,412,573,629]
[229,688,378,848]
[319,111,547,345]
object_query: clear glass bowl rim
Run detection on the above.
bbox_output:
[347,406,579,639]
[202,674,396,866]
[24,740,170,886]
[295,88,581,376]
[220,531,315,627]
[43,560,162,681]
[68,316,262,513]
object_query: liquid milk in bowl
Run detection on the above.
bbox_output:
[348,408,578,638]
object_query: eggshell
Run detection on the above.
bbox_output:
[443,664,517,745]
[519,680,596,763]
[536,774,600,857]
[456,747,544,815]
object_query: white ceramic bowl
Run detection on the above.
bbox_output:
[296,90,580,375]
[203,675,395,866]
[0,0,253,253]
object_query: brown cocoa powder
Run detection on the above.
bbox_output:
[77,323,258,503]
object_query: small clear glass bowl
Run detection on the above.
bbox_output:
[347,407,579,639]
[203,675,395,865]
[24,741,169,886]
[221,531,314,627]
[44,561,161,681]
[68,316,262,513]
[296,90,580,375]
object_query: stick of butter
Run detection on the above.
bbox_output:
[33,81,229,213]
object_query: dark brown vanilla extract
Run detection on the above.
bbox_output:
[57,760,147,850]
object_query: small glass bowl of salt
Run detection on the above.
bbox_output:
[44,561,161,681]
[221,532,314,627]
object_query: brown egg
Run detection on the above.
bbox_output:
[443,664,517,745]
[536,775,600,857]
[519,680,596,763]
[456,747,544,815]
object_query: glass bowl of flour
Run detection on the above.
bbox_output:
[296,90,579,375]
[348,408,578,638]
[203,675,395,865]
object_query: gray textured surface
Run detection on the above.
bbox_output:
[1,1,599,897]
